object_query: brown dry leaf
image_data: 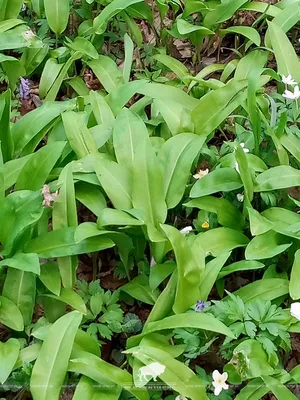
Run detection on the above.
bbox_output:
[42,184,58,208]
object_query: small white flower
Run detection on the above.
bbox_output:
[291,302,300,320]
[240,143,249,153]
[193,168,209,180]
[175,396,188,400]
[282,74,297,86]
[283,85,300,100]
[212,370,229,396]
[180,226,193,235]
[237,193,244,202]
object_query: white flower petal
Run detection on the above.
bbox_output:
[212,370,221,381]
[222,383,229,390]
[222,372,228,381]
[214,385,223,396]
[235,161,240,174]
[180,226,193,235]
[291,302,300,320]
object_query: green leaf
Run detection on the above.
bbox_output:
[262,375,298,400]
[204,0,249,26]
[0,338,20,384]
[93,0,143,35]
[190,168,243,197]
[76,182,106,217]
[132,139,167,226]
[195,227,249,257]
[41,288,87,314]
[0,90,13,162]
[0,253,40,274]
[21,45,49,76]
[290,249,300,300]
[15,141,66,191]
[235,50,268,80]
[218,260,264,279]
[113,108,149,173]
[159,134,206,209]
[0,0,23,21]
[191,79,248,137]
[161,224,204,313]
[24,227,115,258]
[88,56,124,93]
[89,90,115,126]
[245,230,292,260]
[267,20,300,83]
[30,311,82,400]
[230,278,289,303]
[248,208,273,236]
[185,196,245,230]
[3,270,36,326]
[73,376,122,400]
[127,345,208,400]
[3,154,32,190]
[220,26,261,46]
[62,112,98,159]
[123,33,134,82]
[153,53,189,82]
[121,275,159,305]
[0,295,24,331]
[68,350,149,400]
[44,0,69,35]
[254,166,300,191]
[39,261,61,296]
[149,262,176,291]
[98,208,144,227]
[39,58,64,99]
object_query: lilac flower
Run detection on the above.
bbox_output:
[195,300,206,312]
[19,77,30,100]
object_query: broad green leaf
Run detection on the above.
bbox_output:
[254,166,300,191]
[204,0,249,26]
[53,164,78,289]
[75,182,106,217]
[41,288,87,314]
[235,50,268,80]
[89,90,115,126]
[0,253,40,274]
[12,101,73,155]
[245,230,292,260]
[74,329,100,357]
[195,227,249,257]
[123,33,134,82]
[280,133,300,163]
[93,0,143,34]
[200,252,231,300]
[0,295,24,331]
[39,261,61,296]
[190,168,243,197]
[20,45,49,76]
[39,58,64,99]
[15,141,66,191]
[65,37,98,59]
[24,227,115,258]
[262,375,298,400]
[241,2,280,16]
[248,208,273,236]
[127,345,208,400]
[94,155,132,210]
[0,90,13,162]
[220,26,261,46]
[98,208,144,227]
[267,20,300,82]
[62,112,98,159]
[3,270,36,326]
[235,378,268,400]
[149,262,176,291]
[121,275,159,305]
[113,108,149,173]
[161,225,204,314]
[159,134,206,209]
[218,260,265,279]
[0,338,20,384]
[153,53,189,81]
[290,249,300,300]
[132,139,167,226]
[30,311,82,400]
[44,0,69,35]
[235,144,253,209]
[68,350,149,400]
[185,197,245,230]
[261,207,300,239]
[0,0,23,20]
[88,57,124,93]
[0,18,25,32]
[13,343,41,371]
[3,155,32,190]
[230,278,289,303]
[73,376,122,400]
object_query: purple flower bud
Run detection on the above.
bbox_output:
[195,300,206,312]
[19,77,30,100]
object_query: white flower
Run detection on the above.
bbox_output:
[240,143,249,153]
[180,226,193,235]
[282,74,297,86]
[237,193,244,202]
[212,370,229,396]
[283,85,300,100]
[291,302,300,320]
[193,168,209,180]
[175,396,188,400]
